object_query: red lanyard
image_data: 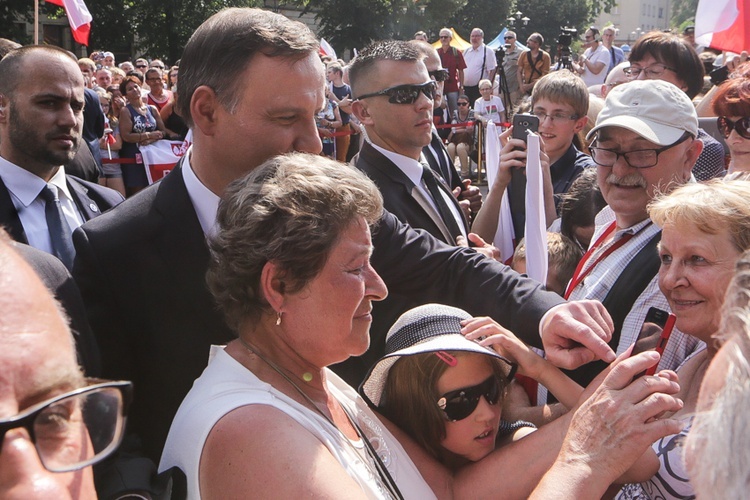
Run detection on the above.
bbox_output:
[564,222,633,299]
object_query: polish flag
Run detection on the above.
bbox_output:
[319,38,337,60]
[695,0,750,53]
[46,0,92,46]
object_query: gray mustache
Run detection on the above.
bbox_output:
[605,172,647,188]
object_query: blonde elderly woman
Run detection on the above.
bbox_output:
[686,249,750,498]
[159,153,683,499]
[617,179,750,500]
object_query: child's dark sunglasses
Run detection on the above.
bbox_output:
[718,116,750,140]
[355,81,436,104]
[437,375,502,421]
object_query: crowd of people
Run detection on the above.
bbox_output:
[1,7,750,499]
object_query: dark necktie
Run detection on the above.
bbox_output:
[420,163,463,241]
[430,133,453,183]
[39,185,75,270]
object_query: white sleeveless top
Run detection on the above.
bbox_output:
[159,346,435,499]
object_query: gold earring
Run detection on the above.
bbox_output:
[276,311,282,326]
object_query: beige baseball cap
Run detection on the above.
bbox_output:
[587,80,698,146]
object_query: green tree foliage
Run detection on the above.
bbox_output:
[0,2,64,45]
[670,0,698,29]
[87,0,255,62]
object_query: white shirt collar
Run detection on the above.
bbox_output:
[181,146,220,237]
[369,141,424,187]
[0,155,72,205]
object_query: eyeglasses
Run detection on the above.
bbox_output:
[457,102,469,106]
[479,87,493,91]
[624,63,677,79]
[718,116,750,139]
[429,68,449,82]
[355,81,436,104]
[0,380,132,472]
[504,36,514,40]
[590,133,691,169]
[437,376,502,421]
[532,110,579,124]
[135,64,148,69]
[439,36,451,40]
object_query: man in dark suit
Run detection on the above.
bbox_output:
[351,41,470,246]
[0,45,123,270]
[72,8,614,496]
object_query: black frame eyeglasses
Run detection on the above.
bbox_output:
[624,63,677,79]
[355,81,436,105]
[429,68,449,82]
[0,379,132,472]
[589,133,692,169]
[718,116,750,140]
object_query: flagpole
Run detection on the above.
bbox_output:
[34,0,39,44]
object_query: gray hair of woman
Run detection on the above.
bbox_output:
[685,248,750,498]
[206,152,384,331]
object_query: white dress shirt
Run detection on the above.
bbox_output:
[0,156,83,254]
[181,146,220,237]
[369,142,467,239]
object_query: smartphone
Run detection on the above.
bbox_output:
[630,307,676,377]
[511,113,539,143]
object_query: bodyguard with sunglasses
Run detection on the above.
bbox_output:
[0,229,130,498]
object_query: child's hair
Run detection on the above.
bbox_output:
[379,351,511,464]
[531,69,589,120]
[511,233,583,295]
[559,168,606,247]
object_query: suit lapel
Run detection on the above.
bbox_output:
[67,176,102,221]
[0,178,28,243]
[151,162,233,340]
[362,143,458,244]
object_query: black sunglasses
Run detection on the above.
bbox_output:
[437,376,501,421]
[457,102,469,106]
[356,81,436,104]
[429,68,450,82]
[718,116,750,140]
[504,36,514,39]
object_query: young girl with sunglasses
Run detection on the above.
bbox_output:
[361,304,583,469]
[711,67,750,177]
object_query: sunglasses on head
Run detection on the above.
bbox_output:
[429,68,449,82]
[718,116,750,140]
[437,375,502,421]
[356,81,436,105]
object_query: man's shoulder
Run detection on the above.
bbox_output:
[68,175,124,206]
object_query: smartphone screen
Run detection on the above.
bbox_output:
[630,307,676,377]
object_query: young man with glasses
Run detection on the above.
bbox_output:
[0,230,130,499]
[489,71,593,240]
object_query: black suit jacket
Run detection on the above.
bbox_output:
[73,160,563,493]
[0,174,123,245]
[356,141,468,245]
[14,242,101,376]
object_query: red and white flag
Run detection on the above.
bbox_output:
[319,38,337,60]
[696,0,750,53]
[139,131,192,184]
[46,0,92,46]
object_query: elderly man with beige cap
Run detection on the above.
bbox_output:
[542,79,705,397]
